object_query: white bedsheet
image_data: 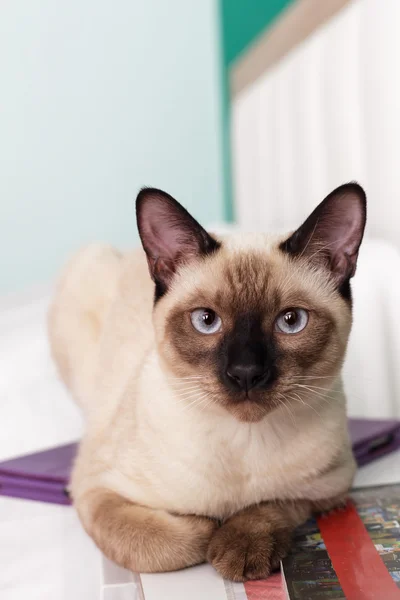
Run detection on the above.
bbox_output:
[0,286,99,600]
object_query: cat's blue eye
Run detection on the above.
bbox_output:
[275,308,308,334]
[190,308,222,335]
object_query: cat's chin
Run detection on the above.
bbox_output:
[227,399,271,423]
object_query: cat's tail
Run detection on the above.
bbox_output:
[48,243,122,411]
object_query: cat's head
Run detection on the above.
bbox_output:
[136,184,366,423]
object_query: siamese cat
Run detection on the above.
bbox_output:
[48,183,366,582]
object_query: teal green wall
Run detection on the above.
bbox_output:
[219,0,293,222]
[0,0,224,293]
[217,1,235,223]
[221,0,294,65]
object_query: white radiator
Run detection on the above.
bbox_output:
[231,0,400,417]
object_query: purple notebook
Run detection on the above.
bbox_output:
[1,418,399,505]
[0,443,76,505]
[349,417,400,466]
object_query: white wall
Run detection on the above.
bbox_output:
[0,0,224,293]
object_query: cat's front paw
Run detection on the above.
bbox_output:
[207,519,292,582]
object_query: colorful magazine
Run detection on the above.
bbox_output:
[282,483,400,599]
[101,483,400,600]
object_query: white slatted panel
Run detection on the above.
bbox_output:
[232,86,260,231]
[232,0,400,418]
[232,0,400,240]
[359,0,400,248]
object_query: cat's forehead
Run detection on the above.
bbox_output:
[171,231,336,317]
[218,238,289,311]
[219,251,275,310]
[175,232,294,310]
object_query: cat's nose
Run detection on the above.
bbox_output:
[226,364,271,392]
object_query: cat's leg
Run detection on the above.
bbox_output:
[76,489,218,572]
[207,495,345,582]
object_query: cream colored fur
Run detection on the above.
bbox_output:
[48,235,356,575]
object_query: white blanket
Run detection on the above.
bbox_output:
[0,287,99,600]
[344,239,400,418]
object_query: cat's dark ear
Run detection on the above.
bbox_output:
[280,183,367,289]
[136,188,220,298]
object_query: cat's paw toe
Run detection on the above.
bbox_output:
[207,522,292,582]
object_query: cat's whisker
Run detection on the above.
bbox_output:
[293,373,376,386]
[171,376,206,380]
[174,383,203,395]
[172,389,208,397]
[182,395,206,408]
[173,390,206,402]
[276,393,298,428]
[292,382,366,406]
[181,393,213,413]
[195,395,215,412]
[294,383,344,396]
[174,396,204,405]
[175,395,206,409]
[287,393,324,420]
[172,384,205,390]
[197,391,218,409]
[292,386,335,399]
[294,384,339,393]
[170,381,207,391]
[292,384,337,403]
[168,376,206,382]
[172,384,205,394]
[294,383,342,400]
[291,390,327,414]
[172,389,207,397]
[289,391,307,406]
[285,403,298,429]
[290,375,337,380]
[167,374,206,381]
